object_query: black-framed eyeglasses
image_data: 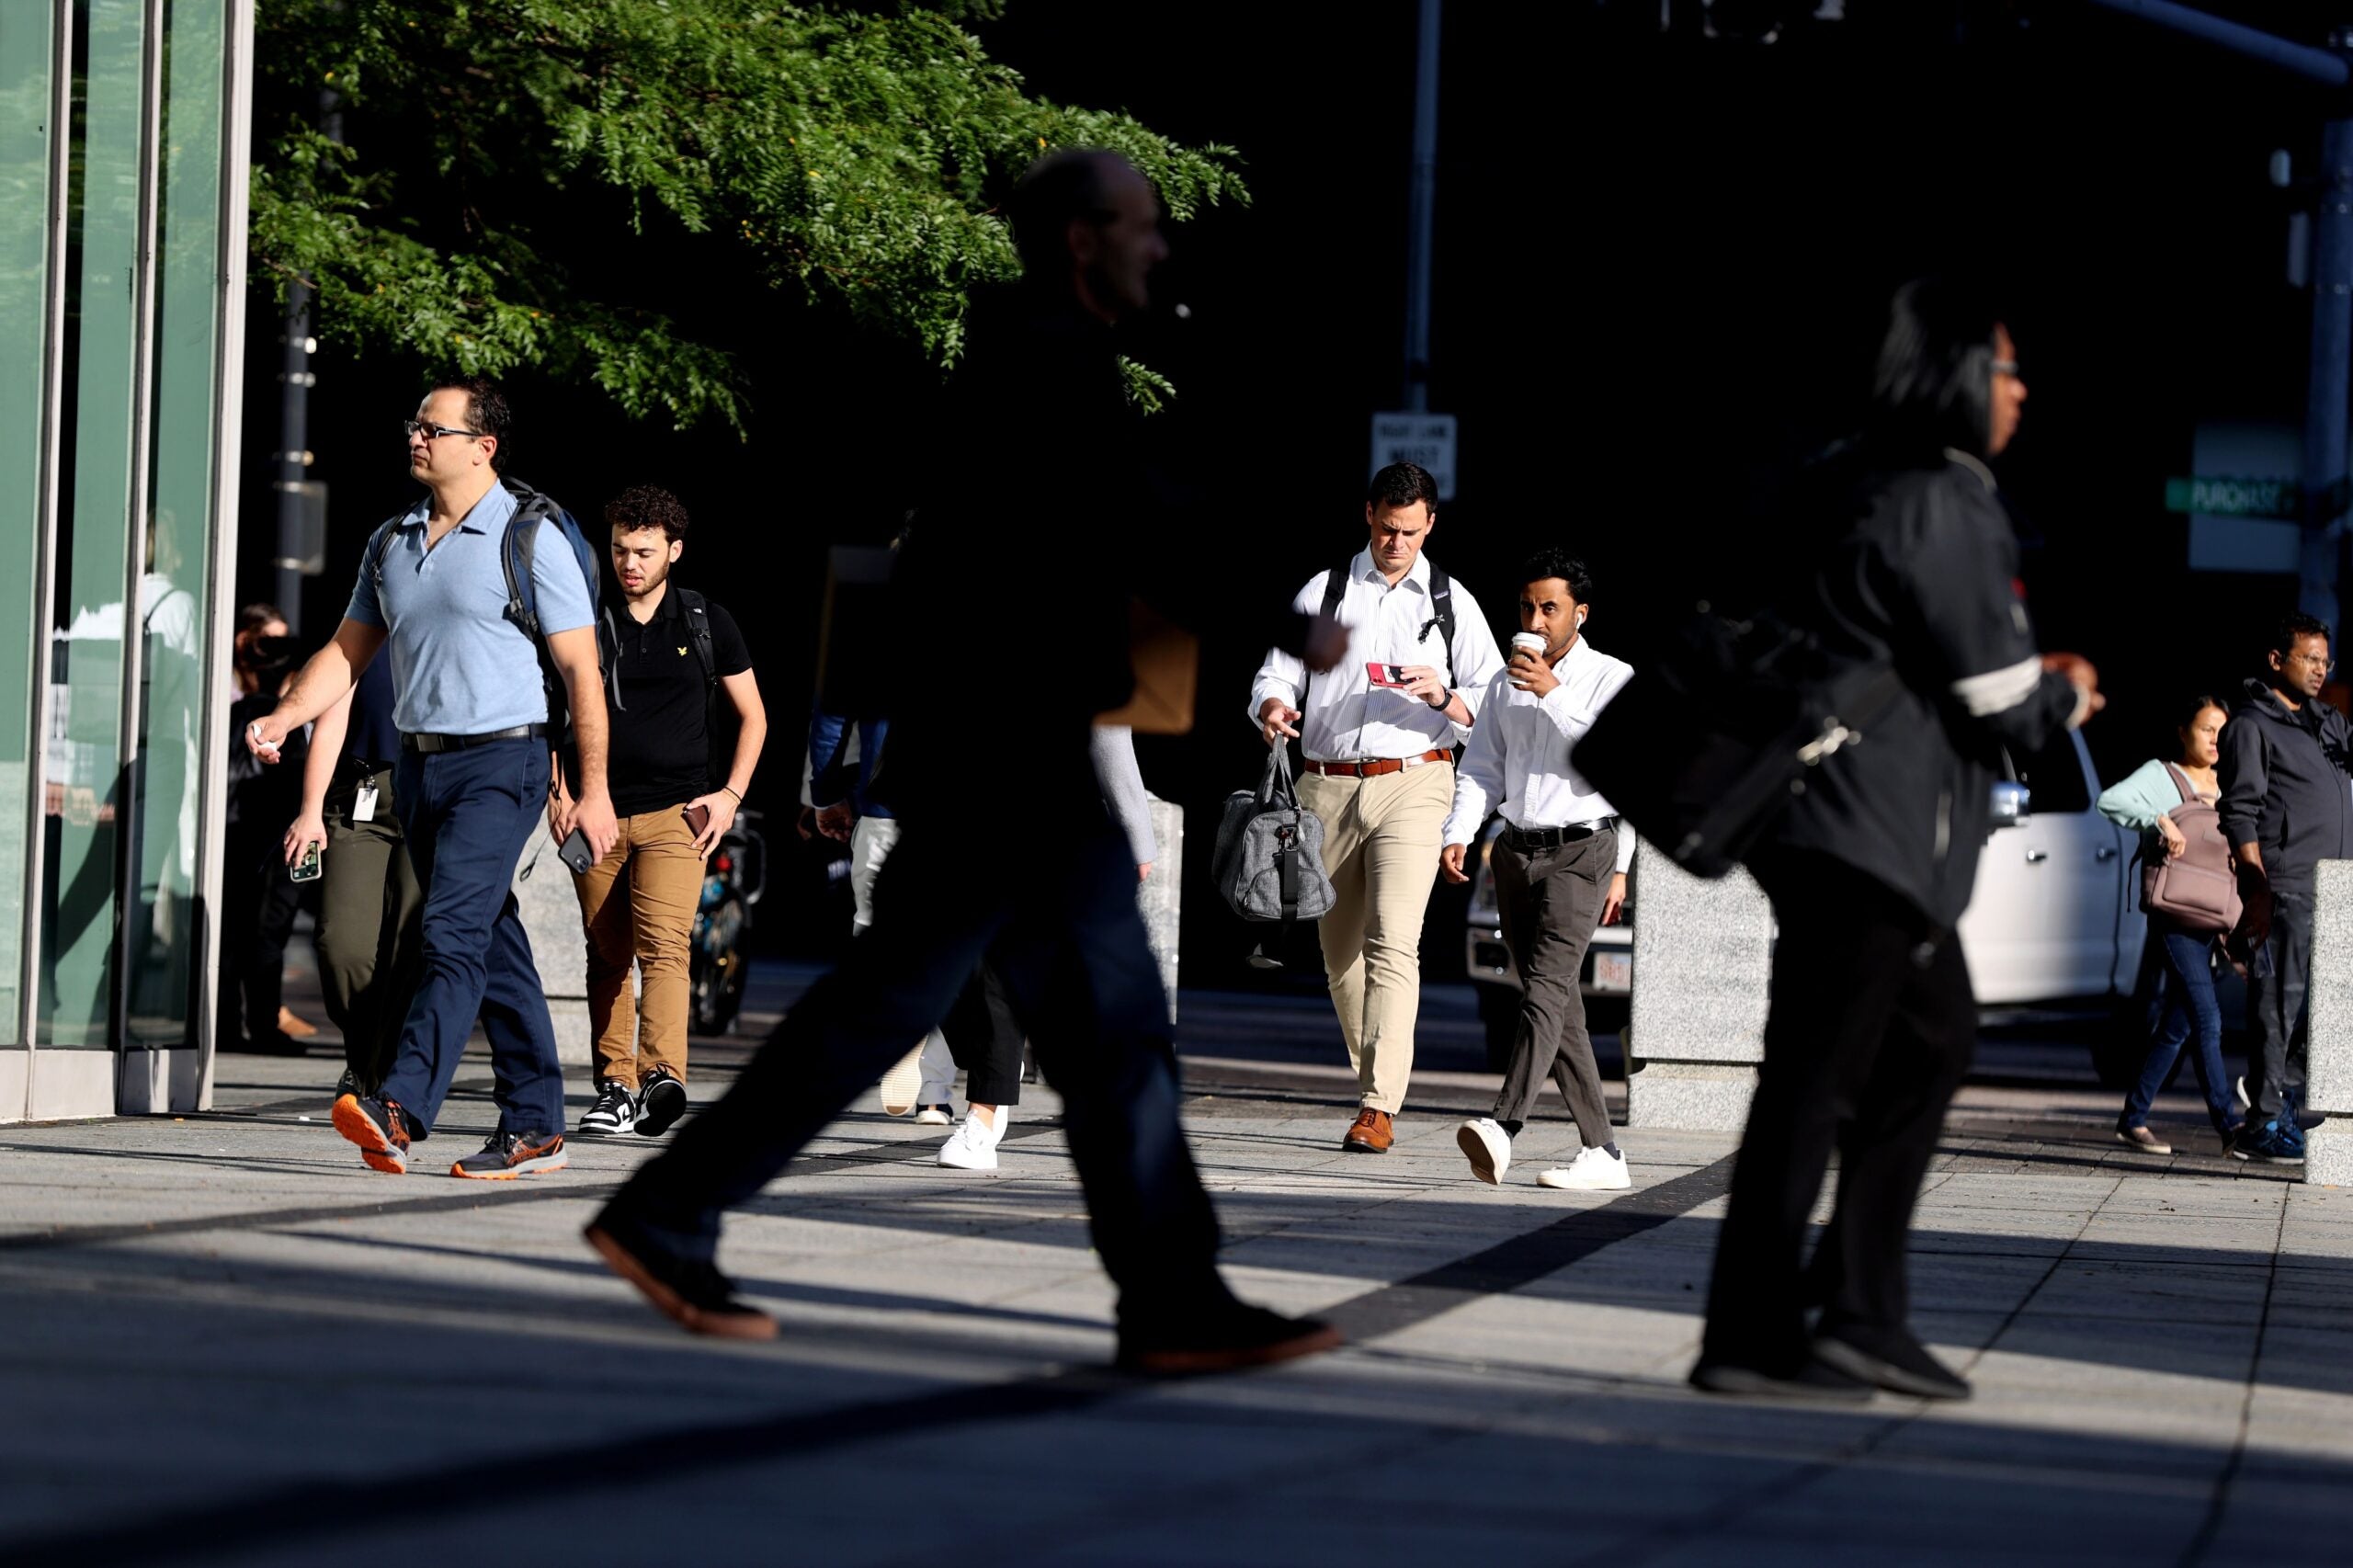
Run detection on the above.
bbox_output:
[403,419,483,441]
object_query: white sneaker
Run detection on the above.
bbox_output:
[937,1106,1009,1171]
[879,1044,926,1116]
[1538,1145,1631,1191]
[914,1104,956,1126]
[1456,1118,1510,1186]
[578,1081,638,1137]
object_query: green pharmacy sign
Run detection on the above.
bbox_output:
[2163,476,2302,520]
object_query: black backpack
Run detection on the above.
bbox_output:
[1309,553,1457,698]
[1573,607,1904,878]
[670,587,725,790]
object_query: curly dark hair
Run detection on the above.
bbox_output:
[426,374,511,472]
[605,484,690,543]
[1515,549,1594,605]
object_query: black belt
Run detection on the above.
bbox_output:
[401,723,546,755]
[1502,817,1615,852]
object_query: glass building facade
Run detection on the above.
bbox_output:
[1,1,253,1120]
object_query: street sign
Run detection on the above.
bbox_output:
[1370,412,1457,501]
[2180,424,2300,575]
[2163,475,2300,520]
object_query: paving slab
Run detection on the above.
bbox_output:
[2,1042,2348,1565]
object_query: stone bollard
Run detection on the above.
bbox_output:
[1624,838,1772,1131]
[1142,794,1184,1027]
[2303,859,2353,1185]
[510,835,599,1069]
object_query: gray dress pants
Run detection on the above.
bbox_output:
[1490,825,1617,1147]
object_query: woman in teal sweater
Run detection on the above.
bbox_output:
[2095,694,2242,1153]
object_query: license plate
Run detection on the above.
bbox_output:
[1591,951,1631,993]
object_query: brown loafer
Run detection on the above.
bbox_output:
[1342,1107,1393,1153]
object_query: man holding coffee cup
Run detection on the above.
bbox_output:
[554,484,767,1140]
[1442,550,1637,1192]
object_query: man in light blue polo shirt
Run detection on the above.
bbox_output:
[249,376,619,1179]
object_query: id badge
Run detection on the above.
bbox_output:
[352,782,380,824]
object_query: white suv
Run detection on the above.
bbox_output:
[1463,728,2146,1066]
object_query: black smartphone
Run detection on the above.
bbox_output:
[557,826,597,876]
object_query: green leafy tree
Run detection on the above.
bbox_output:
[251,0,1247,431]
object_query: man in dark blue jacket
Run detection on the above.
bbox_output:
[2217,612,2353,1164]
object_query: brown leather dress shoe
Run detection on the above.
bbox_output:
[1342,1108,1393,1153]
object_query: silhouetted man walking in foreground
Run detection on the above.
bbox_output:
[588,150,1343,1374]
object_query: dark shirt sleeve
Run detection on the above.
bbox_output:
[2217,708,2268,850]
[1891,487,2078,755]
[705,600,753,678]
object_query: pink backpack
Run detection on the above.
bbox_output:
[2141,763,2242,934]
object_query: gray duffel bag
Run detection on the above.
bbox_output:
[1213,747,1336,923]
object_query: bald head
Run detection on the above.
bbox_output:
[1008,150,1168,323]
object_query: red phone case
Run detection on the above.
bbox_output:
[1366,660,1407,687]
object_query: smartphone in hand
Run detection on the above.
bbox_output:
[682,802,711,839]
[1366,661,1410,687]
[289,843,323,883]
[557,826,597,876]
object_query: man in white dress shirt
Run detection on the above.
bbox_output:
[1441,550,1636,1192]
[1253,462,1506,1152]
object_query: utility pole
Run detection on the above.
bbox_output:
[2086,1,2353,642]
[2307,105,2353,641]
[1370,0,1458,499]
[1402,0,1441,413]
[271,88,339,632]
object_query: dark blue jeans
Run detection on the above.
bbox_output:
[610,807,1232,1333]
[2121,926,2234,1135]
[378,738,565,1138]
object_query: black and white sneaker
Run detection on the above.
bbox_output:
[636,1068,688,1138]
[579,1081,638,1137]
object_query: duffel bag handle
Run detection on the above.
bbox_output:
[1260,744,1298,807]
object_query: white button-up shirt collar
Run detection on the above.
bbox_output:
[1442,633,1637,872]
[1249,549,1506,762]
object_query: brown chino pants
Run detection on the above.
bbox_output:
[574,805,704,1090]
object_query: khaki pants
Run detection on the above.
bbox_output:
[1297,760,1453,1113]
[574,805,704,1090]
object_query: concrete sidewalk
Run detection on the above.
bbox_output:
[2,1044,2347,1567]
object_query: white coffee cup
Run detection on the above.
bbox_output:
[1510,632,1548,661]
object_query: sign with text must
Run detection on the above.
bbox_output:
[1370,413,1457,501]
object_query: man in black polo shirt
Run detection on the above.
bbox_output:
[554,484,767,1138]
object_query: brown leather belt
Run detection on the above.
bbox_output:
[1302,749,1452,778]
